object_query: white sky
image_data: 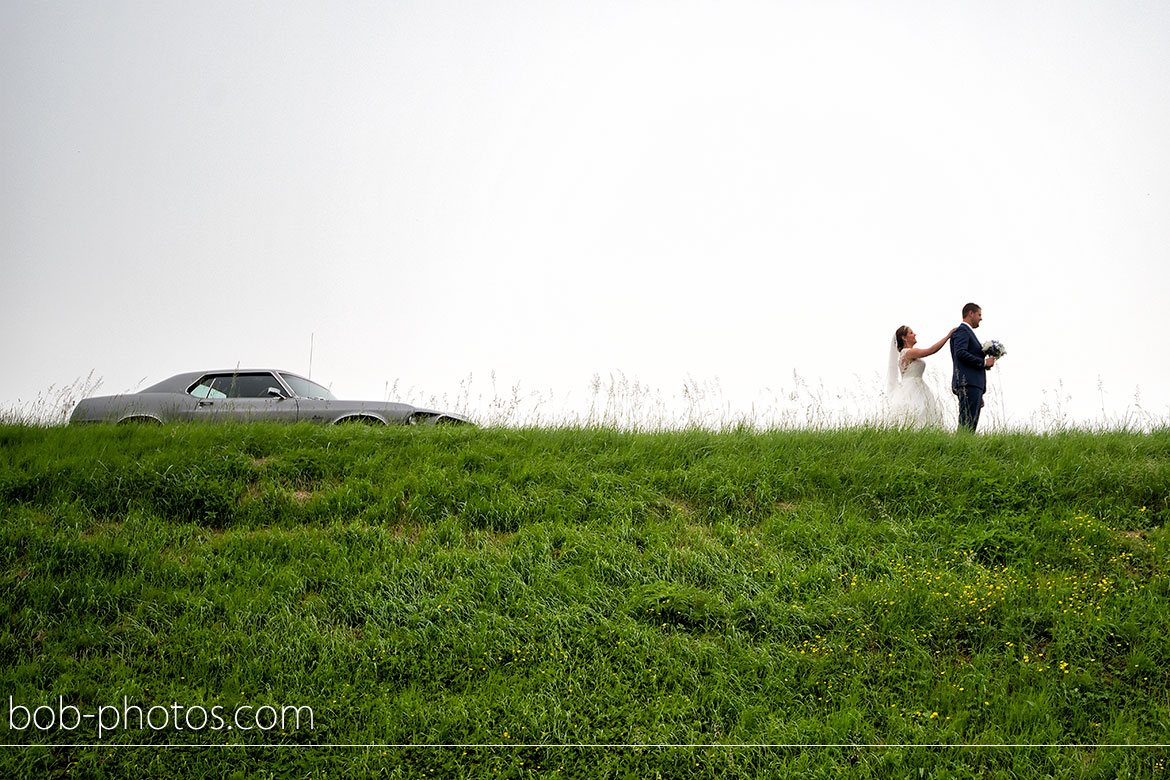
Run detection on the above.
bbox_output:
[3,1,1168,428]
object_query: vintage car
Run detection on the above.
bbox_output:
[69,369,471,426]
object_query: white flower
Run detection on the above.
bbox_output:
[982,340,1007,359]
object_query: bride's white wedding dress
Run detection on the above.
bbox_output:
[887,350,946,428]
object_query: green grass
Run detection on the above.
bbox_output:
[1,422,1169,777]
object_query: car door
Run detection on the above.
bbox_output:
[189,372,300,422]
[277,373,340,423]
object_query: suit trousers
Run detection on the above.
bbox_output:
[956,386,984,432]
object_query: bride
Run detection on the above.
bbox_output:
[885,325,954,428]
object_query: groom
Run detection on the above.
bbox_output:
[950,302,997,432]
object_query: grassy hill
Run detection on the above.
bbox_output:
[2,422,1168,778]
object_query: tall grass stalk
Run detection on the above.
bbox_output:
[3,370,1166,432]
[0,371,104,426]
[387,370,1168,433]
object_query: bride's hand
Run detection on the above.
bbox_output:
[947,327,957,339]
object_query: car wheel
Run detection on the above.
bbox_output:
[335,415,383,425]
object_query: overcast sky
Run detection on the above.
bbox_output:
[3,1,1168,428]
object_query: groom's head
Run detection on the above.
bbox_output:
[962,302,982,328]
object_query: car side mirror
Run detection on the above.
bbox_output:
[267,387,287,400]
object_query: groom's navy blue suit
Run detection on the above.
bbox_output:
[950,323,987,431]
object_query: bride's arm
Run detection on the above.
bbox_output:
[903,328,956,361]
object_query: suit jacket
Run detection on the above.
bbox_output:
[950,322,987,392]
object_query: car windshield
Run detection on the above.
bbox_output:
[280,374,336,401]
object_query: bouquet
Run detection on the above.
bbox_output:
[982,340,1007,359]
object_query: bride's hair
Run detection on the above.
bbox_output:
[894,325,909,351]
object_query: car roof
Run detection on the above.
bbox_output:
[141,369,309,394]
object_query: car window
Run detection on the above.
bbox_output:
[188,380,226,399]
[280,374,336,400]
[197,373,283,399]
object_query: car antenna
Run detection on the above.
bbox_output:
[309,332,314,380]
